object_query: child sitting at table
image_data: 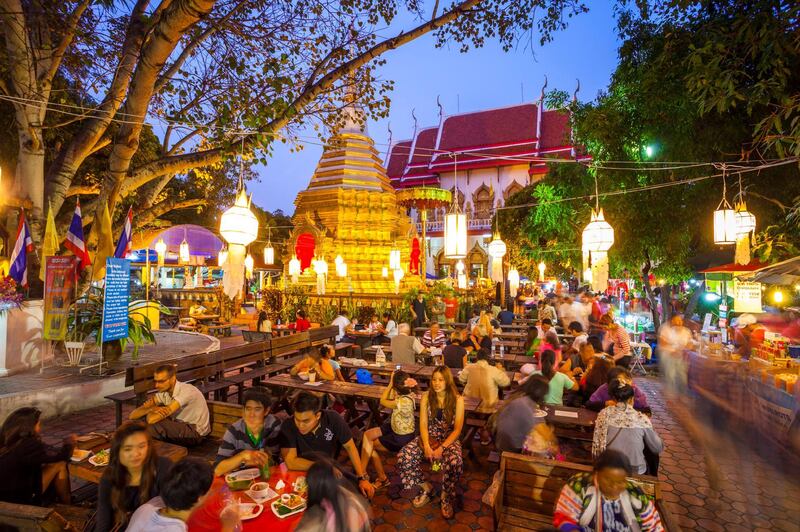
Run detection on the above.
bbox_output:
[360,370,418,490]
[290,346,336,381]
[320,344,345,381]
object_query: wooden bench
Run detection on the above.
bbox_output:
[269,331,310,362]
[308,325,339,347]
[0,502,92,531]
[494,453,677,531]
[207,323,232,337]
[242,330,271,342]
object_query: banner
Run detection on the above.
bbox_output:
[43,256,77,341]
[734,280,763,314]
[102,257,131,342]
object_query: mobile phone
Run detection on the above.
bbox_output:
[396,364,401,370]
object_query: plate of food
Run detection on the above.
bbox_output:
[88,448,110,466]
[71,449,91,462]
[279,493,305,510]
[225,468,260,491]
[238,502,263,520]
[271,497,306,519]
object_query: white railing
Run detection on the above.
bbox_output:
[415,217,492,233]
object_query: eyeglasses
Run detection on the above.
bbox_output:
[153,377,170,384]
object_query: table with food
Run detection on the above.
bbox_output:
[70,434,187,484]
[188,466,309,531]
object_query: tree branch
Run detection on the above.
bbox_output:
[44,0,91,85]
[747,191,789,212]
[137,197,206,227]
[66,184,100,197]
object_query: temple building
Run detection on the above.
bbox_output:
[288,105,423,295]
[386,97,585,279]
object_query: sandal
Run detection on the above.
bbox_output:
[441,499,454,519]
[412,483,432,507]
[373,477,390,491]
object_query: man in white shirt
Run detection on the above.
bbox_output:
[658,315,695,394]
[127,458,239,532]
[569,322,589,352]
[129,364,211,447]
[558,296,576,329]
[331,310,351,342]
[390,323,425,364]
[458,348,511,407]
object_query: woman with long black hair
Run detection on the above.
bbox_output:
[0,407,75,505]
[295,458,371,532]
[95,421,173,531]
[534,349,578,406]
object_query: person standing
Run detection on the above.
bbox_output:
[129,365,210,447]
[658,314,694,395]
[443,292,459,324]
[331,310,351,342]
[397,367,465,519]
[410,292,428,328]
[431,294,447,325]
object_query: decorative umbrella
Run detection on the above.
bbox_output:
[396,187,452,280]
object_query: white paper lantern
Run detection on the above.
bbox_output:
[389,249,401,270]
[455,260,465,273]
[263,245,274,265]
[582,209,614,252]
[289,255,301,283]
[244,253,254,279]
[538,262,546,282]
[488,237,507,259]
[220,190,259,246]
[444,212,467,258]
[508,268,520,297]
[336,261,347,278]
[735,204,756,235]
[335,255,344,266]
[179,239,190,263]
[393,268,404,294]
[713,207,737,245]
[218,248,228,267]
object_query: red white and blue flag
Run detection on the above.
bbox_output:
[9,210,34,287]
[64,199,91,272]
[114,207,133,259]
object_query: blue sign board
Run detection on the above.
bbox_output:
[102,258,131,342]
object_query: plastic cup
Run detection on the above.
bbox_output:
[308,371,316,383]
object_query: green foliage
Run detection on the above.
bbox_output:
[280,285,308,323]
[259,287,283,321]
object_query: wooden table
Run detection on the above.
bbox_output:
[271,324,295,337]
[71,435,187,484]
[338,360,422,381]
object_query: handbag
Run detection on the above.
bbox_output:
[355,369,373,384]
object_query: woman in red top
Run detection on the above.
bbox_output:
[292,310,311,332]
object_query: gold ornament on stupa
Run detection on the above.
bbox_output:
[288,101,423,295]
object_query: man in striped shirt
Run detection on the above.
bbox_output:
[421,322,447,349]
[213,387,281,476]
[600,314,632,368]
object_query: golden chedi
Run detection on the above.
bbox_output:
[288,104,422,295]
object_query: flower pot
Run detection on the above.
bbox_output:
[64,341,86,366]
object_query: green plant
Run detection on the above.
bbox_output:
[281,285,309,323]
[260,287,283,321]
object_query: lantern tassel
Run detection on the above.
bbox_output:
[735,235,751,266]
[490,257,503,282]
[222,244,246,299]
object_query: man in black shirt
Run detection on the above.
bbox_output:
[410,292,427,328]
[497,303,515,326]
[279,392,374,497]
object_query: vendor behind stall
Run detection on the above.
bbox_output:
[732,313,766,358]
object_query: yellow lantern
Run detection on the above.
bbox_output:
[444,212,467,258]
[220,190,259,246]
[155,238,167,266]
[508,268,520,297]
[179,238,190,264]
[582,209,614,252]
[244,253,254,279]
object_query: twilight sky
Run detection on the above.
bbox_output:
[252,3,621,214]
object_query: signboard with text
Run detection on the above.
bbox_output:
[102,258,131,342]
[43,256,76,341]
[734,280,763,314]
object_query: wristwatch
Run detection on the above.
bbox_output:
[359,473,370,482]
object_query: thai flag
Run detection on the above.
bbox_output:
[114,207,133,259]
[64,199,91,272]
[9,210,34,287]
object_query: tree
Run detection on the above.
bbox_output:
[0,0,589,257]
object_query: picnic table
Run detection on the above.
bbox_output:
[337,360,423,381]
[188,467,307,532]
[271,324,295,337]
[71,434,187,484]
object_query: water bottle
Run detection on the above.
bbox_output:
[220,485,242,532]
[499,343,505,358]
[491,340,496,357]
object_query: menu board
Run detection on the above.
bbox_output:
[43,256,76,340]
[734,280,763,314]
[102,258,130,342]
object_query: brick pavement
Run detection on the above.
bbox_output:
[37,375,800,531]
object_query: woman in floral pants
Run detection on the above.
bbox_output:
[397,366,465,519]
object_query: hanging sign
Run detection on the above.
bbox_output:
[734,280,763,314]
[43,257,77,341]
[102,258,131,342]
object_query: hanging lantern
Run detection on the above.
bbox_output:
[314,258,328,295]
[155,238,167,266]
[538,261,546,282]
[713,206,737,245]
[582,209,615,252]
[335,255,344,267]
[382,266,389,278]
[389,249,401,270]
[455,260,465,273]
[220,190,259,246]
[244,253,254,279]
[444,212,468,258]
[179,238,190,264]
[218,247,228,267]
[289,255,301,283]
[263,245,274,265]
[508,268,520,297]
[393,268,404,295]
[734,201,756,265]
[336,261,347,278]
[487,234,506,283]
[457,272,467,289]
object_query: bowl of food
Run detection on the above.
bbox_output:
[292,476,308,496]
[88,449,110,466]
[238,503,263,520]
[71,449,91,462]
[225,468,260,491]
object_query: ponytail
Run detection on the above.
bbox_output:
[540,349,556,380]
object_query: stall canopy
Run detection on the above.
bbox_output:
[148,224,223,259]
[741,256,800,285]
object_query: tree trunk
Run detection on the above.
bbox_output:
[641,252,661,331]
[662,283,673,325]
[684,281,705,321]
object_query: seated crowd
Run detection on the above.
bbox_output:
[0,301,666,532]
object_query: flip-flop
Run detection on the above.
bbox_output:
[412,484,433,507]
[373,477,390,491]
[441,499,454,519]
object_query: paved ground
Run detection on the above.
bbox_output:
[37,371,800,531]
